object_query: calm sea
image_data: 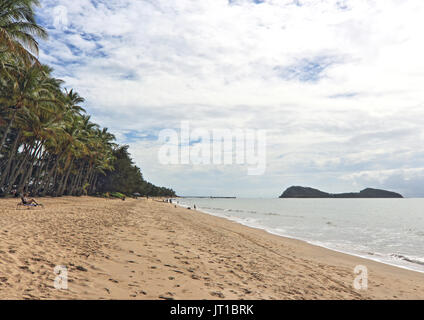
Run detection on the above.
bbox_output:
[174,198,424,273]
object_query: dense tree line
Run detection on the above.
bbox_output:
[0,0,176,198]
[97,145,175,197]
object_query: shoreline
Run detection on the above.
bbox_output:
[1,196,423,299]
[171,199,424,299]
[200,208,424,275]
[173,199,424,275]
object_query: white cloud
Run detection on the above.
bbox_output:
[36,0,424,196]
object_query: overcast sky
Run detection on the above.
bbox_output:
[36,0,424,197]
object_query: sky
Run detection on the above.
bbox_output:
[35,0,424,197]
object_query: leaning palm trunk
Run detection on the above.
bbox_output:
[55,168,67,196]
[72,165,85,195]
[18,143,43,193]
[0,130,21,188]
[58,161,73,196]
[33,155,52,195]
[4,145,32,195]
[90,174,98,194]
[31,151,48,194]
[40,156,60,196]
[87,170,95,194]
[69,172,80,195]
[80,164,92,195]
[0,108,17,154]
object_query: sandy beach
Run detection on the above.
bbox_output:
[0,196,423,300]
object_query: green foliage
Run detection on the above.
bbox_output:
[0,0,48,64]
[97,146,176,197]
[0,1,176,198]
[82,182,90,195]
[109,192,126,199]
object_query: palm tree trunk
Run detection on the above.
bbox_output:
[0,130,21,188]
[70,168,82,195]
[80,164,92,195]
[34,154,52,195]
[58,161,73,196]
[41,156,59,196]
[32,151,48,194]
[74,165,86,195]
[18,143,42,193]
[5,145,31,195]
[87,171,95,194]
[91,174,98,194]
[0,108,17,154]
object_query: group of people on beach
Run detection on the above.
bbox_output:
[165,198,197,210]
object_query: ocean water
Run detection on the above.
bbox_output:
[173,198,424,273]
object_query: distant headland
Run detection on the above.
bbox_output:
[279,186,403,198]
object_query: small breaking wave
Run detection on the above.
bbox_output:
[390,254,424,266]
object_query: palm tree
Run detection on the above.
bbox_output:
[64,89,86,114]
[0,2,176,198]
[0,63,62,154]
[0,0,48,64]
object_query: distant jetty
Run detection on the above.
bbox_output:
[180,196,237,199]
[279,186,403,198]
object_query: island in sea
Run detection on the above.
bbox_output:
[279,186,403,198]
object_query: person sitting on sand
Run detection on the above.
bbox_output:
[21,193,39,206]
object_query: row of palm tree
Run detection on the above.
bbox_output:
[0,53,117,196]
[0,0,176,197]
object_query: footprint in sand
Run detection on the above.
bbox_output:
[159,292,175,300]
[210,291,225,298]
